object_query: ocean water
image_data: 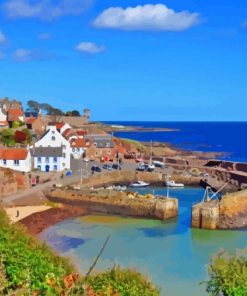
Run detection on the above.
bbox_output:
[40,187,247,296]
[103,121,247,163]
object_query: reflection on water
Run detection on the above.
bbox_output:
[40,187,247,296]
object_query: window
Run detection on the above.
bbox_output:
[53,157,57,163]
[37,157,41,163]
[3,159,6,165]
[45,157,49,163]
[37,165,41,170]
[51,136,56,141]
[62,153,66,158]
[72,148,75,152]
[53,165,58,171]
[14,160,20,166]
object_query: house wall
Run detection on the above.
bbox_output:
[0,151,32,172]
[71,147,85,159]
[0,108,7,122]
[34,156,62,172]
[34,126,70,171]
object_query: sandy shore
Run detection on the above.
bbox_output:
[4,205,52,223]
[19,205,88,235]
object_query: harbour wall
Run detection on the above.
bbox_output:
[46,188,178,221]
[191,189,247,229]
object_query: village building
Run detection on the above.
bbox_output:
[0,98,22,112]
[84,135,125,161]
[33,125,71,172]
[25,116,47,134]
[0,107,8,128]
[0,148,32,172]
[70,138,88,159]
[7,109,24,127]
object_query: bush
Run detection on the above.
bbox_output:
[206,250,247,296]
[86,266,160,296]
[0,208,160,295]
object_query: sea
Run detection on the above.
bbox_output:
[40,187,247,296]
[40,122,247,296]
[103,121,247,163]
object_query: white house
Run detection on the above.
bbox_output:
[33,125,71,172]
[0,107,8,128]
[70,138,86,159]
[0,148,32,172]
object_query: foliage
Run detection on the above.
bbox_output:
[0,128,15,147]
[12,120,25,129]
[86,267,160,296]
[206,250,247,296]
[27,100,64,116]
[0,208,160,296]
[66,110,81,117]
[0,128,32,146]
[0,208,74,295]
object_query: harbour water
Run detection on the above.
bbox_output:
[40,186,247,296]
[105,121,247,163]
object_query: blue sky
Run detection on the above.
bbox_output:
[0,0,247,121]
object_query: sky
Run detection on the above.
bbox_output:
[0,0,247,121]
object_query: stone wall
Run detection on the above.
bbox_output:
[191,189,247,230]
[46,188,178,221]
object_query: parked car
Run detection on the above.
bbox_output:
[103,164,112,171]
[153,160,165,168]
[112,163,122,170]
[91,165,102,172]
[83,157,90,162]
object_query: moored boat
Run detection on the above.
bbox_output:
[164,180,184,187]
[130,181,150,187]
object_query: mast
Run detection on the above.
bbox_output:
[150,140,153,165]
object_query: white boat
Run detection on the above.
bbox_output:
[130,181,150,187]
[165,180,184,187]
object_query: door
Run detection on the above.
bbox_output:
[45,165,50,172]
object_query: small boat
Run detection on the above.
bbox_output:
[164,180,184,187]
[129,181,150,187]
[147,164,155,172]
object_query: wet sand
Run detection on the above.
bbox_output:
[19,205,88,235]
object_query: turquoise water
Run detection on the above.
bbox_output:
[40,187,247,296]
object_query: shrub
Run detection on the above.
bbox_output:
[86,266,160,296]
[206,250,247,296]
[0,208,160,295]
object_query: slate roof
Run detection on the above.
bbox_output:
[33,147,63,157]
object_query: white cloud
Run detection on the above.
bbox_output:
[2,0,92,21]
[93,4,200,31]
[0,31,7,44]
[75,42,105,54]
[12,48,54,62]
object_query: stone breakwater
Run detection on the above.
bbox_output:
[191,189,247,229]
[46,188,178,221]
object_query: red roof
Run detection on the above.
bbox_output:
[25,117,36,124]
[76,130,87,136]
[62,128,71,136]
[0,148,28,160]
[71,138,91,148]
[55,122,65,130]
[8,109,23,116]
